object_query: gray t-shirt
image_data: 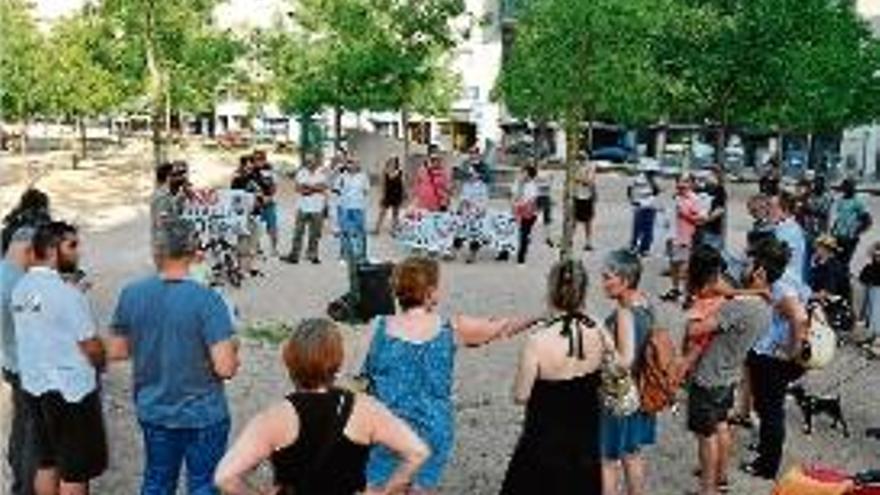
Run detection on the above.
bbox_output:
[694,296,771,388]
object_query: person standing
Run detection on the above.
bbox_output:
[12,222,108,495]
[2,188,51,256]
[684,248,774,495]
[661,175,703,302]
[770,191,808,284]
[214,318,428,495]
[500,259,603,494]
[282,157,329,265]
[373,156,404,235]
[574,153,597,251]
[513,165,540,265]
[334,157,370,262]
[859,242,880,348]
[742,237,811,480]
[627,169,660,256]
[452,164,491,263]
[108,218,240,495]
[696,165,727,251]
[599,250,656,495]
[832,178,872,271]
[230,155,264,276]
[412,155,451,212]
[253,150,280,256]
[361,257,536,494]
[1,227,36,495]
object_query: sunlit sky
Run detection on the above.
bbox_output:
[31,0,880,25]
[33,0,289,29]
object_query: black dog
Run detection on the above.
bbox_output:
[787,384,850,438]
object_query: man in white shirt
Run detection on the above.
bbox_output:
[282,157,329,264]
[12,222,107,494]
[334,157,370,262]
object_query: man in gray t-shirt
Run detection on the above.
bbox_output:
[693,297,771,390]
[686,238,785,494]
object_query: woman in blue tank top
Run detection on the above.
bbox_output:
[361,257,537,493]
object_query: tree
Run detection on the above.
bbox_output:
[658,0,880,165]
[0,0,48,152]
[757,0,880,167]
[42,10,126,164]
[496,0,668,259]
[266,0,463,159]
[100,0,241,166]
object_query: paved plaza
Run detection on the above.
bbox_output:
[2,153,879,494]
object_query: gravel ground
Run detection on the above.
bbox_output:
[2,151,879,494]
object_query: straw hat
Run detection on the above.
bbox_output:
[814,234,838,251]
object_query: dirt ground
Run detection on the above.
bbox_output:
[1,144,879,494]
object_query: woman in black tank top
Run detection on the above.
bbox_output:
[214,319,428,495]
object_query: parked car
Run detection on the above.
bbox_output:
[590,145,637,163]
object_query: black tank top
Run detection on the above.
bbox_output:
[270,389,370,495]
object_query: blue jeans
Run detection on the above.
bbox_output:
[339,208,367,261]
[630,207,656,255]
[139,419,230,495]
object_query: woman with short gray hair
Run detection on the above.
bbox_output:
[599,249,656,495]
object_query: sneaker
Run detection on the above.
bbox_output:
[660,289,681,302]
[310,257,321,265]
[740,461,775,480]
[728,413,755,429]
[583,242,593,251]
[280,255,299,264]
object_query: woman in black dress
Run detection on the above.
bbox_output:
[501,259,604,494]
[374,156,405,235]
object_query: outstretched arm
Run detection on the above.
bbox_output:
[452,315,538,347]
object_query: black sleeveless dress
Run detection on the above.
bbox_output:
[270,389,370,495]
[500,372,603,495]
[382,171,404,208]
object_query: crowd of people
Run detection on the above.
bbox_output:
[1,147,879,495]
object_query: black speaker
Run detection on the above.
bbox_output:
[354,262,396,320]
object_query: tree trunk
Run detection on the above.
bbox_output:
[164,73,172,137]
[402,107,411,167]
[715,124,726,166]
[19,116,29,156]
[806,132,814,171]
[78,116,87,165]
[298,113,309,168]
[334,105,343,152]
[559,117,582,260]
[145,7,164,168]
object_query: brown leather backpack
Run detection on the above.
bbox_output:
[638,326,685,414]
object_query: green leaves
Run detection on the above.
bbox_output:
[0,0,47,118]
[267,0,464,117]
[497,0,668,126]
